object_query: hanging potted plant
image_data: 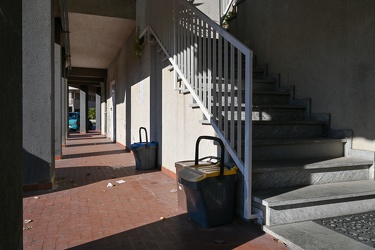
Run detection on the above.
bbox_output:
[134,28,143,59]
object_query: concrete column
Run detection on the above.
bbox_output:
[96,87,101,132]
[54,20,62,159]
[0,1,23,248]
[101,82,106,135]
[80,85,88,133]
[62,78,68,145]
[23,0,55,190]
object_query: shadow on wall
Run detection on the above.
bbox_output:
[113,29,164,169]
[149,40,163,170]
[23,149,54,188]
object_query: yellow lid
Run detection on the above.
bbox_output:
[178,163,238,182]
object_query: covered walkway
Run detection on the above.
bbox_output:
[23,132,287,249]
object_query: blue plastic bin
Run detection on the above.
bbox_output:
[130,127,158,170]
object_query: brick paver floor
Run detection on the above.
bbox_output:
[23,131,288,250]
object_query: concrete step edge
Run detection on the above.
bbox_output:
[252,138,345,146]
[253,156,373,173]
[253,180,375,208]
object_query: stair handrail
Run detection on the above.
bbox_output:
[147,0,254,220]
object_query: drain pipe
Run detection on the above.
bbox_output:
[58,0,71,71]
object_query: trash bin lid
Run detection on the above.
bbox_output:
[178,163,238,182]
[130,141,158,150]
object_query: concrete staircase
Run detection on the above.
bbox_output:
[152,1,375,247]
[166,12,375,228]
[179,58,375,227]
[247,64,375,227]
[195,64,371,222]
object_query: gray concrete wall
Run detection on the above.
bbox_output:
[107,28,217,171]
[0,1,23,248]
[23,0,55,186]
[232,0,375,151]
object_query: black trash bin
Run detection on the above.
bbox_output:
[175,158,216,210]
[130,127,158,170]
[178,136,238,227]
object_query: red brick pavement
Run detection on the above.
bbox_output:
[23,132,288,249]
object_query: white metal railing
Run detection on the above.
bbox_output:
[147,0,254,220]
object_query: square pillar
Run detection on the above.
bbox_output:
[54,19,62,159]
[96,87,101,132]
[101,82,106,135]
[22,0,55,191]
[0,0,23,248]
[62,77,68,146]
[80,85,88,133]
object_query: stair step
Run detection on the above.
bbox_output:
[199,119,210,125]
[263,221,373,250]
[253,79,277,91]
[180,88,190,94]
[253,105,306,121]
[253,157,373,189]
[221,104,306,121]
[212,79,276,92]
[253,68,266,80]
[253,180,375,226]
[253,91,290,105]
[189,102,199,108]
[181,78,276,98]
[252,138,344,160]
[253,120,327,139]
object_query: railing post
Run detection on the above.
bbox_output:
[173,0,178,90]
[243,50,253,220]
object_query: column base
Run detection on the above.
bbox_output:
[23,181,53,192]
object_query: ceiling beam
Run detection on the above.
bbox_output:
[68,67,107,78]
[68,82,101,88]
[67,76,105,83]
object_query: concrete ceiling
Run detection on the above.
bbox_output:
[67,0,136,69]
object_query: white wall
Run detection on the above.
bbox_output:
[193,0,221,24]
[161,66,217,172]
[107,27,217,171]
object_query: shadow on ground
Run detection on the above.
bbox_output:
[61,149,129,159]
[23,166,159,198]
[66,141,116,147]
[68,214,267,250]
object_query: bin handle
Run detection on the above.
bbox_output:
[195,136,225,179]
[139,127,149,146]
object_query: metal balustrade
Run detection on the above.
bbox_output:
[147,0,254,219]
